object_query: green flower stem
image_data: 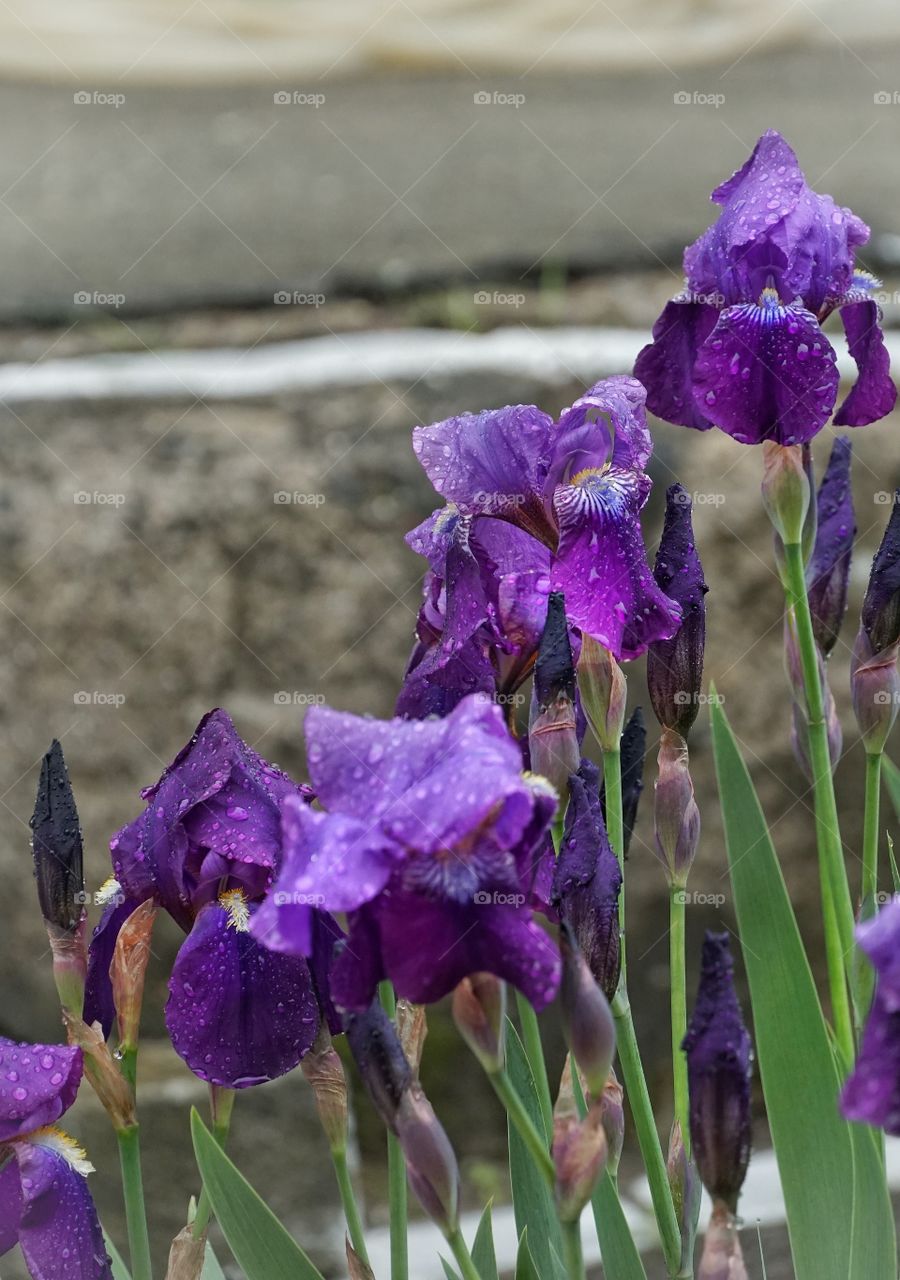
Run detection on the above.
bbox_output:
[602,744,680,1274]
[561,1218,586,1280]
[782,540,855,1059]
[863,750,883,909]
[116,1123,153,1280]
[613,992,682,1276]
[446,1227,483,1280]
[331,1145,371,1267]
[515,991,553,1139]
[379,981,409,1280]
[669,887,690,1155]
[488,1065,555,1186]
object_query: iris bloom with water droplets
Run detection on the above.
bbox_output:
[0,1038,111,1279]
[409,376,681,661]
[83,709,341,1089]
[252,694,561,1011]
[635,129,896,445]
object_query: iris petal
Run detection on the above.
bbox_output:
[0,1041,82,1143]
[166,902,319,1088]
[692,298,839,444]
[14,1140,111,1279]
[833,299,897,427]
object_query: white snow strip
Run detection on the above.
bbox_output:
[0,325,892,406]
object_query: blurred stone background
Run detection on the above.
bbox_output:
[1,2,900,1276]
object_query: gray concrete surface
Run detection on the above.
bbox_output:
[0,43,899,318]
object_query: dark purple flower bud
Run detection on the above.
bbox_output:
[559,923,616,1096]
[600,707,647,859]
[346,1000,459,1233]
[682,933,752,1212]
[452,973,506,1073]
[861,493,900,656]
[647,487,708,737]
[345,1001,413,1132]
[529,592,580,796]
[30,740,85,934]
[806,437,855,657]
[654,730,700,887]
[552,760,622,1002]
[841,897,900,1133]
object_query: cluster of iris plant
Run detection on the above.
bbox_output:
[4,128,900,1280]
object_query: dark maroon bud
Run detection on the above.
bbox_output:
[30,739,85,933]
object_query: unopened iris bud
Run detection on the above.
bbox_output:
[807,437,854,658]
[654,729,700,888]
[647,487,708,738]
[598,1068,624,1177]
[683,934,752,1214]
[601,707,647,859]
[30,740,88,1016]
[559,923,616,1096]
[452,973,506,1074]
[529,592,579,798]
[698,1202,748,1280]
[396,999,428,1074]
[552,760,622,1002]
[346,1001,412,1131]
[301,1030,349,1153]
[667,1120,702,1275]
[111,899,157,1054]
[552,1061,608,1222]
[347,1000,460,1234]
[852,495,900,753]
[395,1085,460,1234]
[761,442,810,548]
[578,635,626,753]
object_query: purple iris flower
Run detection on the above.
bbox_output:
[551,758,622,1002]
[84,709,338,1088]
[252,694,561,1011]
[635,129,896,445]
[0,1039,111,1279]
[807,436,855,657]
[682,932,752,1212]
[397,506,552,718]
[410,377,681,660]
[841,897,900,1134]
